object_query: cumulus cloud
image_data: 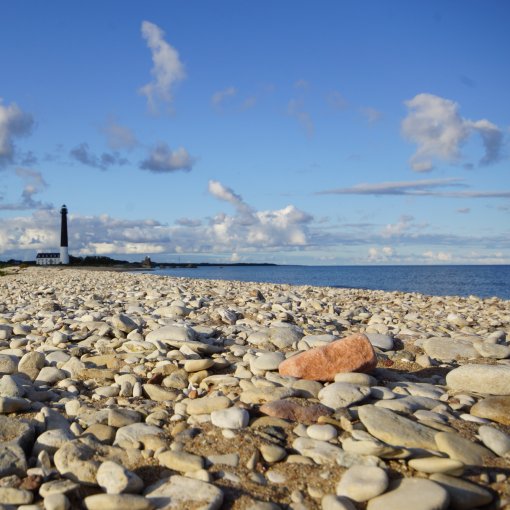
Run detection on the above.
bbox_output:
[211,86,237,108]
[70,143,128,170]
[0,168,51,211]
[288,98,314,137]
[382,215,416,238]
[402,93,504,171]
[0,99,34,167]
[367,246,395,262]
[317,178,510,198]
[139,143,195,173]
[103,119,138,150]
[139,20,186,112]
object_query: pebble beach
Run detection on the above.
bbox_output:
[0,266,509,510]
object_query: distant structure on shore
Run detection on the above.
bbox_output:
[36,205,70,265]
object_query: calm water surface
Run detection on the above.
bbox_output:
[149,265,510,300]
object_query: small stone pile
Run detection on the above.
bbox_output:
[0,266,509,509]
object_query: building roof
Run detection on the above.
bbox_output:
[36,253,60,258]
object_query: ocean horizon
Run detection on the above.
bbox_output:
[148,264,510,301]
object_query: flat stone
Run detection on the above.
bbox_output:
[408,456,464,474]
[144,474,223,509]
[39,479,80,497]
[470,396,510,425]
[365,333,394,351]
[158,450,204,472]
[279,333,377,381]
[114,423,163,445]
[187,396,231,415]
[367,478,450,510]
[35,366,67,384]
[423,338,478,362]
[82,423,116,444]
[446,364,510,395]
[33,428,75,456]
[429,473,493,509]
[268,324,303,349]
[259,399,331,424]
[112,314,138,333]
[321,495,357,510]
[145,325,196,344]
[474,342,510,359]
[336,465,388,502]
[0,396,30,413]
[333,373,377,385]
[307,424,337,441]
[358,405,437,450]
[435,432,493,466]
[183,359,214,372]
[142,384,178,402]
[211,407,249,429]
[478,425,510,456]
[0,487,33,505]
[97,460,144,494]
[84,494,154,510]
[292,437,342,464]
[250,352,286,371]
[318,382,371,409]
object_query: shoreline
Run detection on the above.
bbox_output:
[0,267,509,508]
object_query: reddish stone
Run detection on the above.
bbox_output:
[259,399,332,424]
[278,333,377,381]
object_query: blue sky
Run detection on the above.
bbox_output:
[1,1,509,264]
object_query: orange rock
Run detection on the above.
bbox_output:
[278,333,377,381]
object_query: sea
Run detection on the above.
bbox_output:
[148,265,510,301]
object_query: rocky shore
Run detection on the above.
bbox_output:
[0,267,509,510]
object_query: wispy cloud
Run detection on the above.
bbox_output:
[327,91,348,111]
[402,93,504,171]
[103,118,138,150]
[0,99,34,167]
[139,21,186,112]
[70,143,128,170]
[317,178,510,198]
[211,86,237,108]
[0,168,52,210]
[139,143,195,173]
[288,98,314,137]
[360,106,382,124]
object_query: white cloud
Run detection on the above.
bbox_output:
[368,246,395,262]
[140,143,195,173]
[423,250,452,262]
[457,207,470,214]
[139,21,186,112]
[382,215,415,238]
[327,91,348,111]
[402,93,504,171]
[103,119,138,150]
[211,86,237,107]
[0,99,34,167]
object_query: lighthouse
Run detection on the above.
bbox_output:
[60,204,69,265]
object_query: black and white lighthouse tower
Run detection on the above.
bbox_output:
[60,205,69,265]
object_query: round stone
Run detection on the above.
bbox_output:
[336,465,388,502]
[307,424,338,441]
[211,407,249,429]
